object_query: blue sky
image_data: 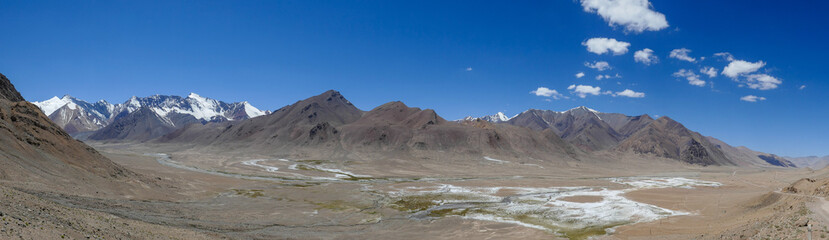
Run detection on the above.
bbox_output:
[1,0,827,157]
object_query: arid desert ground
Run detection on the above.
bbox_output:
[4,141,826,240]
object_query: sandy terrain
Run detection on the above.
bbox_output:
[4,144,829,239]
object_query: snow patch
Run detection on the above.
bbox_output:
[608,177,722,189]
[242,159,279,172]
[243,102,267,118]
[483,156,510,164]
[392,177,721,234]
[32,96,71,116]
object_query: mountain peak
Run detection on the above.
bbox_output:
[34,93,269,135]
[304,90,355,108]
[655,116,675,122]
[32,96,73,116]
[187,92,204,99]
[454,111,511,123]
[568,106,600,114]
[482,112,510,122]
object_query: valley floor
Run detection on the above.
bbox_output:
[3,145,829,239]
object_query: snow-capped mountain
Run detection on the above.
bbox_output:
[32,95,114,134]
[457,112,513,123]
[33,93,269,135]
[480,112,511,123]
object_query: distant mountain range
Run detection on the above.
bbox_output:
[785,155,829,169]
[152,90,791,167]
[465,107,795,167]
[32,93,269,140]
[458,112,512,123]
[30,89,807,168]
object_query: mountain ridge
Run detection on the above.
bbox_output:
[154,91,779,167]
[32,93,270,137]
[30,87,793,168]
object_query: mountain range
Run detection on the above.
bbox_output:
[30,89,802,168]
[785,155,829,169]
[152,90,790,167]
[32,93,269,141]
[159,90,576,162]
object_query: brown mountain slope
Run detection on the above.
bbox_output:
[160,90,363,148]
[0,73,24,102]
[615,116,733,166]
[615,114,654,137]
[88,107,179,142]
[785,156,829,169]
[507,107,621,151]
[48,104,104,134]
[338,101,575,160]
[161,92,576,162]
[0,73,131,188]
[706,136,795,167]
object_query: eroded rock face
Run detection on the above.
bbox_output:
[681,139,715,166]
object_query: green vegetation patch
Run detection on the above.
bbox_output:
[297,160,331,165]
[390,193,476,212]
[311,200,369,212]
[559,223,625,240]
[231,189,265,198]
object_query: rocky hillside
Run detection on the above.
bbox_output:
[507,107,622,151]
[0,73,24,102]
[706,136,796,167]
[0,73,131,186]
[615,116,733,166]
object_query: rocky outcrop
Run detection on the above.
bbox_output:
[0,73,24,102]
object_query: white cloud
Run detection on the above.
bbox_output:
[531,87,555,97]
[585,61,612,71]
[595,73,621,80]
[722,60,765,78]
[673,69,705,87]
[800,85,806,90]
[744,74,781,90]
[568,84,603,98]
[633,48,657,65]
[614,89,645,98]
[701,66,718,78]
[465,67,473,71]
[718,55,781,90]
[740,95,766,102]
[576,72,585,78]
[531,87,567,99]
[714,52,735,61]
[669,48,696,62]
[582,38,630,55]
[580,0,669,33]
